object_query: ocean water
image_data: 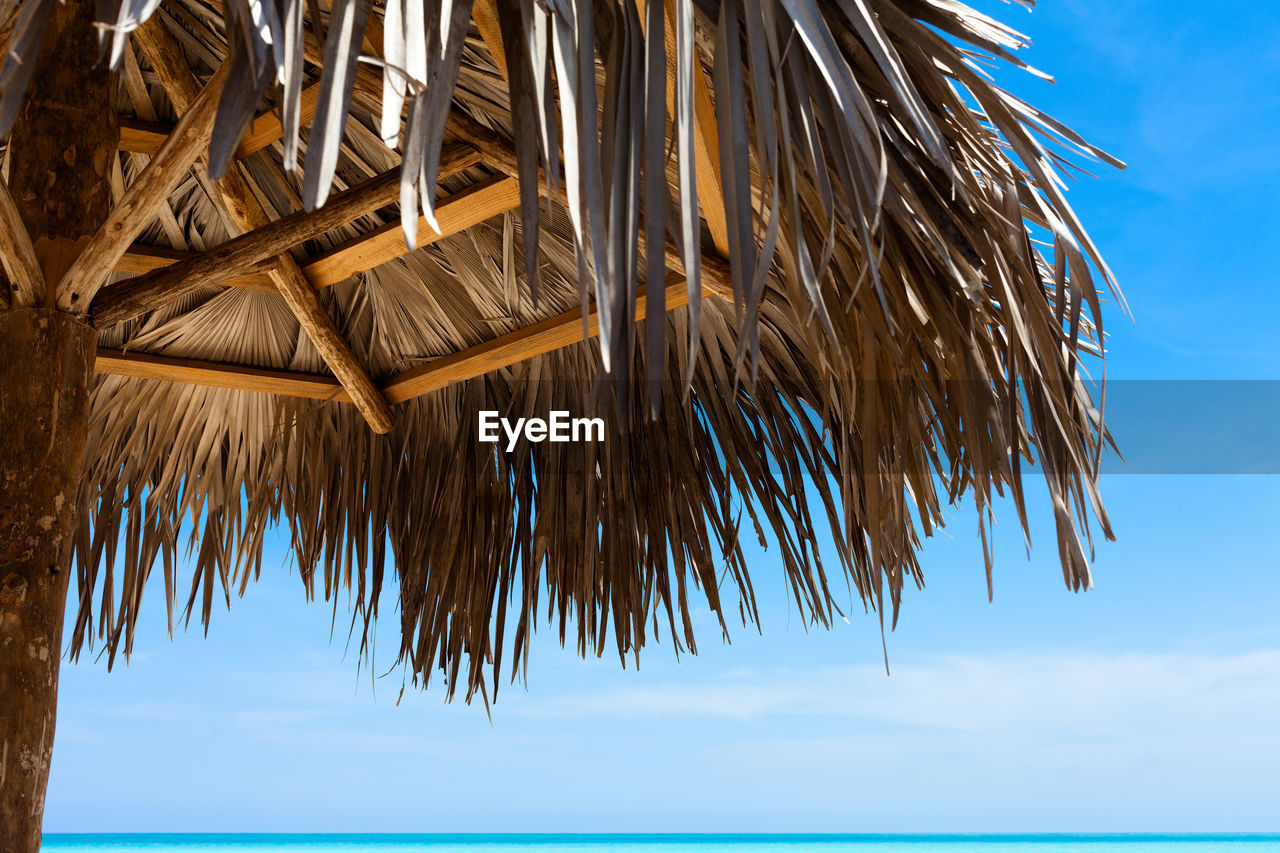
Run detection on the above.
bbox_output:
[39,835,1280,853]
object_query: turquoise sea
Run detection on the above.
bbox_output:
[39,836,1280,853]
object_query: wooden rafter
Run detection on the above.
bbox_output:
[118,119,170,157]
[267,260,398,428]
[132,16,396,435]
[302,174,521,288]
[86,6,734,422]
[0,176,45,307]
[379,272,727,403]
[94,273,729,405]
[96,349,343,399]
[654,0,729,258]
[118,84,323,159]
[471,0,509,80]
[94,147,727,399]
[108,153,498,290]
[237,83,323,159]
[121,44,190,250]
[115,245,276,290]
[56,63,230,313]
[90,143,484,329]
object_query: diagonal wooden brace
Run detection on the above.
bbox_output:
[131,16,397,434]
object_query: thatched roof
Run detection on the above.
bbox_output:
[0,0,1120,701]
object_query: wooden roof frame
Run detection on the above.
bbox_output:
[96,272,726,406]
[76,5,736,423]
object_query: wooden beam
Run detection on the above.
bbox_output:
[119,117,171,155]
[447,112,525,177]
[236,82,322,159]
[95,348,344,399]
[120,44,191,250]
[109,105,722,329]
[471,0,509,80]
[115,244,193,274]
[270,255,397,426]
[118,83,322,159]
[133,15,396,435]
[302,30,383,105]
[380,272,729,404]
[90,143,482,329]
[633,1,729,256]
[56,62,229,313]
[657,0,729,257]
[0,176,45,306]
[449,111,732,297]
[130,18,202,111]
[302,174,522,288]
[92,273,726,404]
[115,245,276,290]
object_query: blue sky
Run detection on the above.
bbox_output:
[45,0,1280,834]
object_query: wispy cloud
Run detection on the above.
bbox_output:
[232,708,339,726]
[512,649,1280,740]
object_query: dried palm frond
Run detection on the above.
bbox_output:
[0,0,1125,699]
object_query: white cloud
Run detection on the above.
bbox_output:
[514,649,1280,742]
[496,650,1280,830]
[49,647,1280,831]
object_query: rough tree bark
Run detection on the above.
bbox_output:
[0,310,96,852]
[0,0,115,849]
[5,0,116,299]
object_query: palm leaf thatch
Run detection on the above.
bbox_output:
[1,0,1120,703]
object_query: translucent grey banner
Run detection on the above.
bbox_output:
[458,378,1279,475]
[1099,380,1280,475]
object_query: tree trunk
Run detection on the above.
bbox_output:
[0,310,96,852]
[0,0,114,849]
[5,0,117,302]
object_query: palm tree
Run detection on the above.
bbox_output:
[0,0,1120,848]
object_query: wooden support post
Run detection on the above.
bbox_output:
[132,17,397,434]
[0,2,113,850]
[5,1,116,302]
